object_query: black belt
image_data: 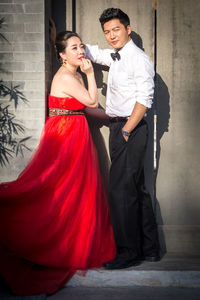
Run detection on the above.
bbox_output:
[109,116,129,123]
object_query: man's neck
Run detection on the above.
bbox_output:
[115,37,131,51]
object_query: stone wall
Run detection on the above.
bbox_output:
[156,0,200,254]
[0,0,46,181]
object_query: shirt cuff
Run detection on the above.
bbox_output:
[136,98,153,109]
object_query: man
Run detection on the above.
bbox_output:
[85,8,159,269]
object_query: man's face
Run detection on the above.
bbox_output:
[103,18,131,50]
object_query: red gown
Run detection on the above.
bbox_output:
[0,95,116,296]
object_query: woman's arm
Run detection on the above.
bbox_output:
[50,59,98,108]
[81,59,98,107]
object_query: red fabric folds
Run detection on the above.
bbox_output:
[0,95,116,296]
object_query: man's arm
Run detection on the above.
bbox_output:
[85,107,109,119]
[122,102,147,142]
[121,53,154,141]
[85,44,113,67]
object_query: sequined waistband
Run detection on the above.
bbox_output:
[49,108,85,116]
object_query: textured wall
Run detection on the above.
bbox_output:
[156,0,200,253]
[0,0,46,181]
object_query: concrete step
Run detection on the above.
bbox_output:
[68,253,200,288]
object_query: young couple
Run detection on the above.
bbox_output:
[0,8,159,296]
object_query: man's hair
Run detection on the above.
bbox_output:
[99,8,130,30]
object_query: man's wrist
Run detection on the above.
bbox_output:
[121,129,130,137]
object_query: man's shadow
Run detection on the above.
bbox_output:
[154,73,170,257]
[131,31,170,257]
[80,64,110,192]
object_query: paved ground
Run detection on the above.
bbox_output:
[1,286,200,300]
[0,254,200,299]
[48,287,200,300]
[68,253,200,288]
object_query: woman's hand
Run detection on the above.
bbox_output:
[80,58,94,75]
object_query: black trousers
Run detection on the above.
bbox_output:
[109,119,159,259]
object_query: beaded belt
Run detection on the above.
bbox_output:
[49,108,85,117]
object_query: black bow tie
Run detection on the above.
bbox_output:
[110,52,121,61]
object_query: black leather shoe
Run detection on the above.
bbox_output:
[103,256,142,270]
[144,255,160,262]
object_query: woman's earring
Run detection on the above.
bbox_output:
[62,59,67,66]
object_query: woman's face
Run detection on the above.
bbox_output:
[60,36,85,66]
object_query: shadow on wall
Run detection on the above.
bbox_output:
[154,73,170,256]
[88,64,109,184]
[87,112,110,193]
[81,63,110,193]
[131,31,170,257]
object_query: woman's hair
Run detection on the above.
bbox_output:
[99,8,130,30]
[55,31,81,61]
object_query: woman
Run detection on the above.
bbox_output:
[0,31,116,296]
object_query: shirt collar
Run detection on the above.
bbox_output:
[118,39,133,55]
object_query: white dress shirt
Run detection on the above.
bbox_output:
[86,40,155,117]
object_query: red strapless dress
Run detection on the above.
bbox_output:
[0,95,116,296]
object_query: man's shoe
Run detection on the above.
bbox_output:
[144,254,160,262]
[103,256,142,270]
